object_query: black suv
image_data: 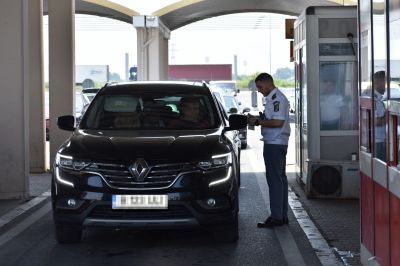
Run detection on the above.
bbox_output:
[52,82,247,243]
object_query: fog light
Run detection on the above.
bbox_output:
[67,199,76,207]
[206,198,216,207]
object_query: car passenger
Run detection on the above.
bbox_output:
[169,97,211,128]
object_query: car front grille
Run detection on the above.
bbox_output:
[88,204,193,220]
[85,162,197,189]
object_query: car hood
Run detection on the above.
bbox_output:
[59,128,229,161]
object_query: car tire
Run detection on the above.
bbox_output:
[55,225,82,244]
[214,186,239,243]
[216,211,239,243]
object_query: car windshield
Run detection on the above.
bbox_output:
[80,91,219,130]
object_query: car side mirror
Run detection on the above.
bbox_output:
[57,115,75,131]
[242,107,251,113]
[225,114,247,131]
[290,108,295,114]
[229,107,238,114]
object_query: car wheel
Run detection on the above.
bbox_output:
[216,211,238,243]
[214,186,239,243]
[55,225,82,244]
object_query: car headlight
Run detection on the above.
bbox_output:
[197,153,232,170]
[55,153,90,170]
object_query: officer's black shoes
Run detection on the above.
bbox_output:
[257,217,284,228]
[283,217,289,225]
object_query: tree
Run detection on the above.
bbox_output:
[274,67,294,80]
[109,72,122,82]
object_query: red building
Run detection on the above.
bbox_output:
[168,64,232,82]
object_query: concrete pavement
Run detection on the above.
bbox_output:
[0,91,361,265]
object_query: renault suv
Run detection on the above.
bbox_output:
[52,81,247,243]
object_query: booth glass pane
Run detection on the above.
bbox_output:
[372,70,387,161]
[360,0,372,97]
[302,49,307,129]
[390,0,400,101]
[361,109,371,152]
[320,62,358,130]
[319,43,357,56]
[373,0,387,162]
[319,18,357,38]
[397,116,400,165]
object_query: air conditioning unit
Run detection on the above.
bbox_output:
[305,161,359,199]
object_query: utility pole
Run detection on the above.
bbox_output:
[233,54,238,80]
[125,52,129,81]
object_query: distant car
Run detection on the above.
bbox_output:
[82,87,100,102]
[221,94,250,149]
[46,92,90,141]
[211,87,250,149]
[210,80,239,96]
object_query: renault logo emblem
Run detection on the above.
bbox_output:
[130,158,150,181]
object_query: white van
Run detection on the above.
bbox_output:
[209,80,238,96]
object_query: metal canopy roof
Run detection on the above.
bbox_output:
[43,0,345,30]
[155,0,337,30]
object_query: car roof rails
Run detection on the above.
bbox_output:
[102,81,118,88]
[201,80,209,88]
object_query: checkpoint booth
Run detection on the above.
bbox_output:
[294,6,359,198]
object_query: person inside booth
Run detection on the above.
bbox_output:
[373,70,386,161]
[360,70,386,161]
[320,78,346,130]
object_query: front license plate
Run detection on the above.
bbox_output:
[112,195,168,209]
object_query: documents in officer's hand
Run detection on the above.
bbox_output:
[247,113,258,130]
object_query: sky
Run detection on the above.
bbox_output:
[43,12,296,82]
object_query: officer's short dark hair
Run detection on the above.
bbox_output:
[373,70,385,80]
[255,73,274,83]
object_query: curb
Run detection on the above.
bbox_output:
[0,190,51,230]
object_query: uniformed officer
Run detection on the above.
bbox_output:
[372,70,386,161]
[248,73,291,228]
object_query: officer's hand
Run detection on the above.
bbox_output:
[247,115,257,126]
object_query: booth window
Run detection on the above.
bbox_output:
[318,18,357,38]
[319,62,358,130]
[301,49,307,129]
[361,109,371,152]
[359,0,372,97]
[372,71,387,161]
[396,116,400,167]
[372,0,387,162]
[389,0,400,102]
[388,115,398,166]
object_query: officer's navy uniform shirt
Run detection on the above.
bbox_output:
[261,88,291,145]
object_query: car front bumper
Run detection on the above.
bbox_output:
[52,166,238,229]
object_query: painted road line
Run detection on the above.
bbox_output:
[246,149,307,266]
[0,190,50,229]
[246,147,342,266]
[288,187,342,266]
[0,202,51,247]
